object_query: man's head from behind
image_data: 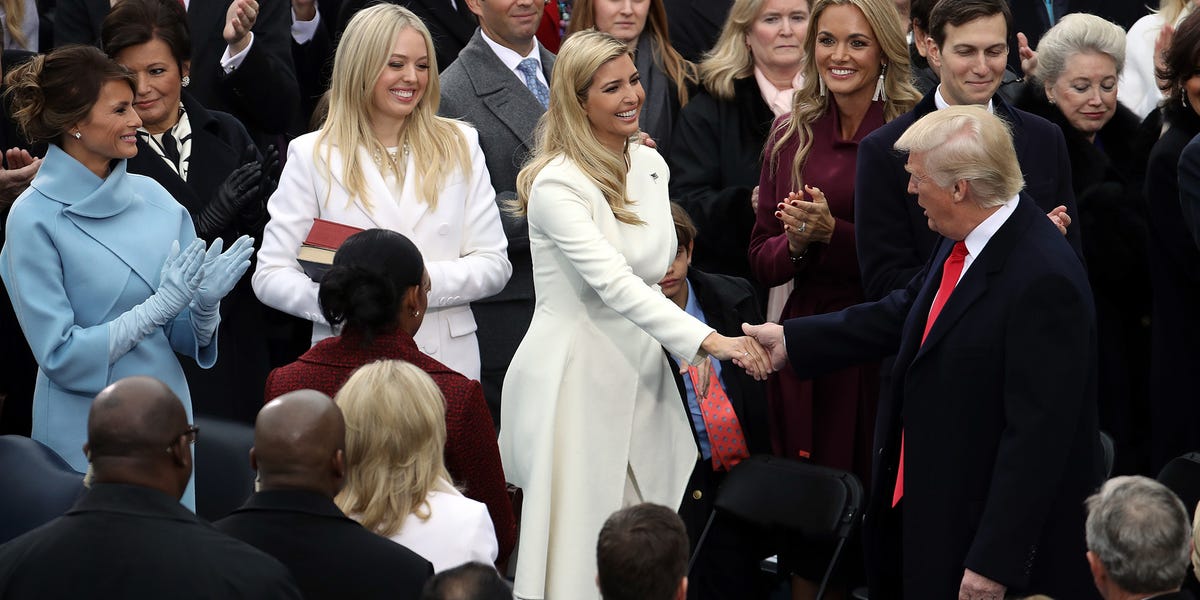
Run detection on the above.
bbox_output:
[894,105,1023,240]
[925,0,1012,105]
[84,376,193,499]
[252,390,346,498]
[596,503,688,600]
[420,562,511,600]
[1085,476,1192,598]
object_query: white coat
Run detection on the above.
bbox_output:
[499,144,710,599]
[252,123,511,380]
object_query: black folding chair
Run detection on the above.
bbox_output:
[193,416,256,521]
[0,435,85,543]
[688,455,864,600]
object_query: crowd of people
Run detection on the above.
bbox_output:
[0,0,1198,598]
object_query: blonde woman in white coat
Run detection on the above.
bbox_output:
[253,4,510,380]
[500,31,773,600]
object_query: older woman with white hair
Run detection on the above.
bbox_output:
[1015,12,1154,475]
[252,4,511,381]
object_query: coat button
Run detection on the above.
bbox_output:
[692,490,702,500]
[438,223,451,236]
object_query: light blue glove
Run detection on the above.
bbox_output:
[191,235,255,346]
[107,239,206,362]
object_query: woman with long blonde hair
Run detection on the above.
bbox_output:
[746,0,917,593]
[567,0,697,155]
[253,4,511,381]
[335,359,498,571]
[502,29,772,600]
[0,0,36,50]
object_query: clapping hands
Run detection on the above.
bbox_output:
[196,235,255,311]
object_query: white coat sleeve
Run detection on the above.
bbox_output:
[526,172,714,364]
[425,128,512,308]
[251,140,326,324]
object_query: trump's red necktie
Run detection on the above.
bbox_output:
[893,241,969,507]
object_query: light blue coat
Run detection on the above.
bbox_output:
[0,145,215,495]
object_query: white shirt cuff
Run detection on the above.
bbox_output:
[220,32,255,74]
[291,5,320,44]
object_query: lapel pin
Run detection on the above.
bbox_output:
[650,172,659,182]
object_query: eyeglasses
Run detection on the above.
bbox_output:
[174,424,200,446]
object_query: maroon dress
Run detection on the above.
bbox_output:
[748,98,884,487]
[263,329,517,564]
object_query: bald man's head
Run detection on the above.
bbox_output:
[253,390,346,496]
[85,376,191,497]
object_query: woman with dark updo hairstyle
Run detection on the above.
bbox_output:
[0,45,252,509]
[264,228,516,565]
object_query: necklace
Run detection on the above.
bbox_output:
[371,145,407,168]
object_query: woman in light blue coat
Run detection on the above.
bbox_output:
[0,46,251,507]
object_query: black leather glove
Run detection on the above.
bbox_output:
[194,160,262,241]
[237,144,279,232]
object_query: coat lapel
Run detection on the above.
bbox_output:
[326,145,428,235]
[35,147,171,288]
[463,30,546,153]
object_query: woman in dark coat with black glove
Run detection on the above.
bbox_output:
[102,0,278,422]
[1015,13,1155,474]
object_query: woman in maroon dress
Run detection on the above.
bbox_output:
[262,228,516,568]
[747,0,917,591]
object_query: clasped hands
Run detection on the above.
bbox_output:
[157,236,255,317]
[775,185,836,256]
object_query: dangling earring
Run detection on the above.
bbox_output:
[72,131,81,139]
[181,75,190,88]
[1184,87,1189,108]
[873,63,888,102]
[819,76,827,97]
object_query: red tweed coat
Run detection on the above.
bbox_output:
[263,329,517,563]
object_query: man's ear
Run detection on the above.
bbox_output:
[675,576,688,600]
[249,447,258,471]
[1086,550,1106,588]
[464,0,484,18]
[82,443,91,462]
[927,40,943,69]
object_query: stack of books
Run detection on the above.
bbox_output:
[297,218,364,281]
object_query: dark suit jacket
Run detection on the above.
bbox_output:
[263,329,517,563]
[854,89,1082,301]
[784,196,1102,599]
[0,483,303,599]
[215,489,433,600]
[662,0,731,63]
[54,0,298,137]
[668,77,775,285]
[290,0,342,132]
[438,28,554,420]
[1144,105,1200,471]
[337,0,476,72]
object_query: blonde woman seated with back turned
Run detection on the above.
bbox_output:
[334,359,498,572]
[251,4,511,380]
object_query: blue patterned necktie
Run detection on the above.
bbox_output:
[516,58,550,109]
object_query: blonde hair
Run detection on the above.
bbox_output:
[768,0,920,190]
[334,359,452,538]
[317,4,470,213]
[568,0,697,106]
[893,105,1024,208]
[3,0,27,49]
[700,0,810,101]
[514,31,645,225]
[1160,0,1192,30]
